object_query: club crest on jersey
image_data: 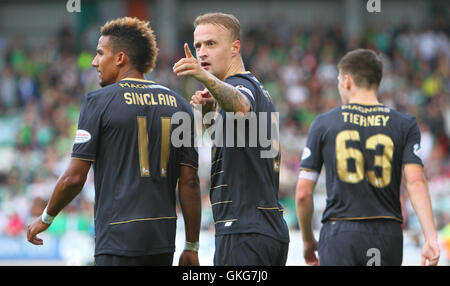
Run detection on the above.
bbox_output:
[301,147,312,160]
[74,129,91,144]
[413,143,421,158]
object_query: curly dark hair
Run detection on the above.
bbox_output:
[100,17,158,74]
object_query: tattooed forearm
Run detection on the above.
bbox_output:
[203,74,251,113]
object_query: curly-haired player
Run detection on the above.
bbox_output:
[27,17,201,266]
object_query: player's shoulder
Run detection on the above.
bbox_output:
[383,106,419,131]
[226,71,253,80]
[314,106,342,123]
[86,84,113,98]
[305,107,341,136]
[227,71,269,102]
[148,81,190,106]
[144,80,192,112]
[225,71,257,86]
[173,91,192,113]
[388,106,416,121]
[83,85,112,107]
[86,80,125,99]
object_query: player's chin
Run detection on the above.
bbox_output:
[97,73,104,86]
[99,78,111,87]
[206,67,219,77]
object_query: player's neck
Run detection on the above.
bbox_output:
[115,68,144,83]
[221,57,245,81]
[347,89,380,105]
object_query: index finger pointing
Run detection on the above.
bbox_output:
[184,43,194,58]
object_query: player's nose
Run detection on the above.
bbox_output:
[91,55,99,67]
[197,46,208,59]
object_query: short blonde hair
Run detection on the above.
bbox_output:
[193,12,241,41]
[101,17,158,74]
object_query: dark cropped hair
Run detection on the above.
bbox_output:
[338,49,383,90]
[100,17,158,74]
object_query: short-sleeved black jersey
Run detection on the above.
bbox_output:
[209,72,289,243]
[299,103,423,223]
[72,78,198,256]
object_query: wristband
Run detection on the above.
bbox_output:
[41,206,55,225]
[184,241,199,252]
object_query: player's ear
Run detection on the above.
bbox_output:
[345,74,352,90]
[231,40,240,57]
[115,51,126,67]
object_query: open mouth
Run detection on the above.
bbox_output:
[200,62,210,69]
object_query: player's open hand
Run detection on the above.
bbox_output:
[303,239,319,266]
[27,216,50,245]
[173,43,208,83]
[179,250,200,266]
[421,239,440,266]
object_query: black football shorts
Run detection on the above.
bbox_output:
[318,219,403,266]
[214,233,289,266]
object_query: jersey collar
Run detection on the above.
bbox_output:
[347,102,383,106]
[225,71,251,80]
[121,77,155,84]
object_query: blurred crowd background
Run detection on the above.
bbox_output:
[0,0,448,265]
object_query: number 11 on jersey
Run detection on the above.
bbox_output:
[137,116,171,177]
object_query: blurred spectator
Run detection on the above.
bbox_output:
[5,213,25,236]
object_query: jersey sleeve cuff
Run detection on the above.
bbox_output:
[402,161,424,167]
[71,152,96,162]
[299,166,321,173]
[179,162,198,170]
